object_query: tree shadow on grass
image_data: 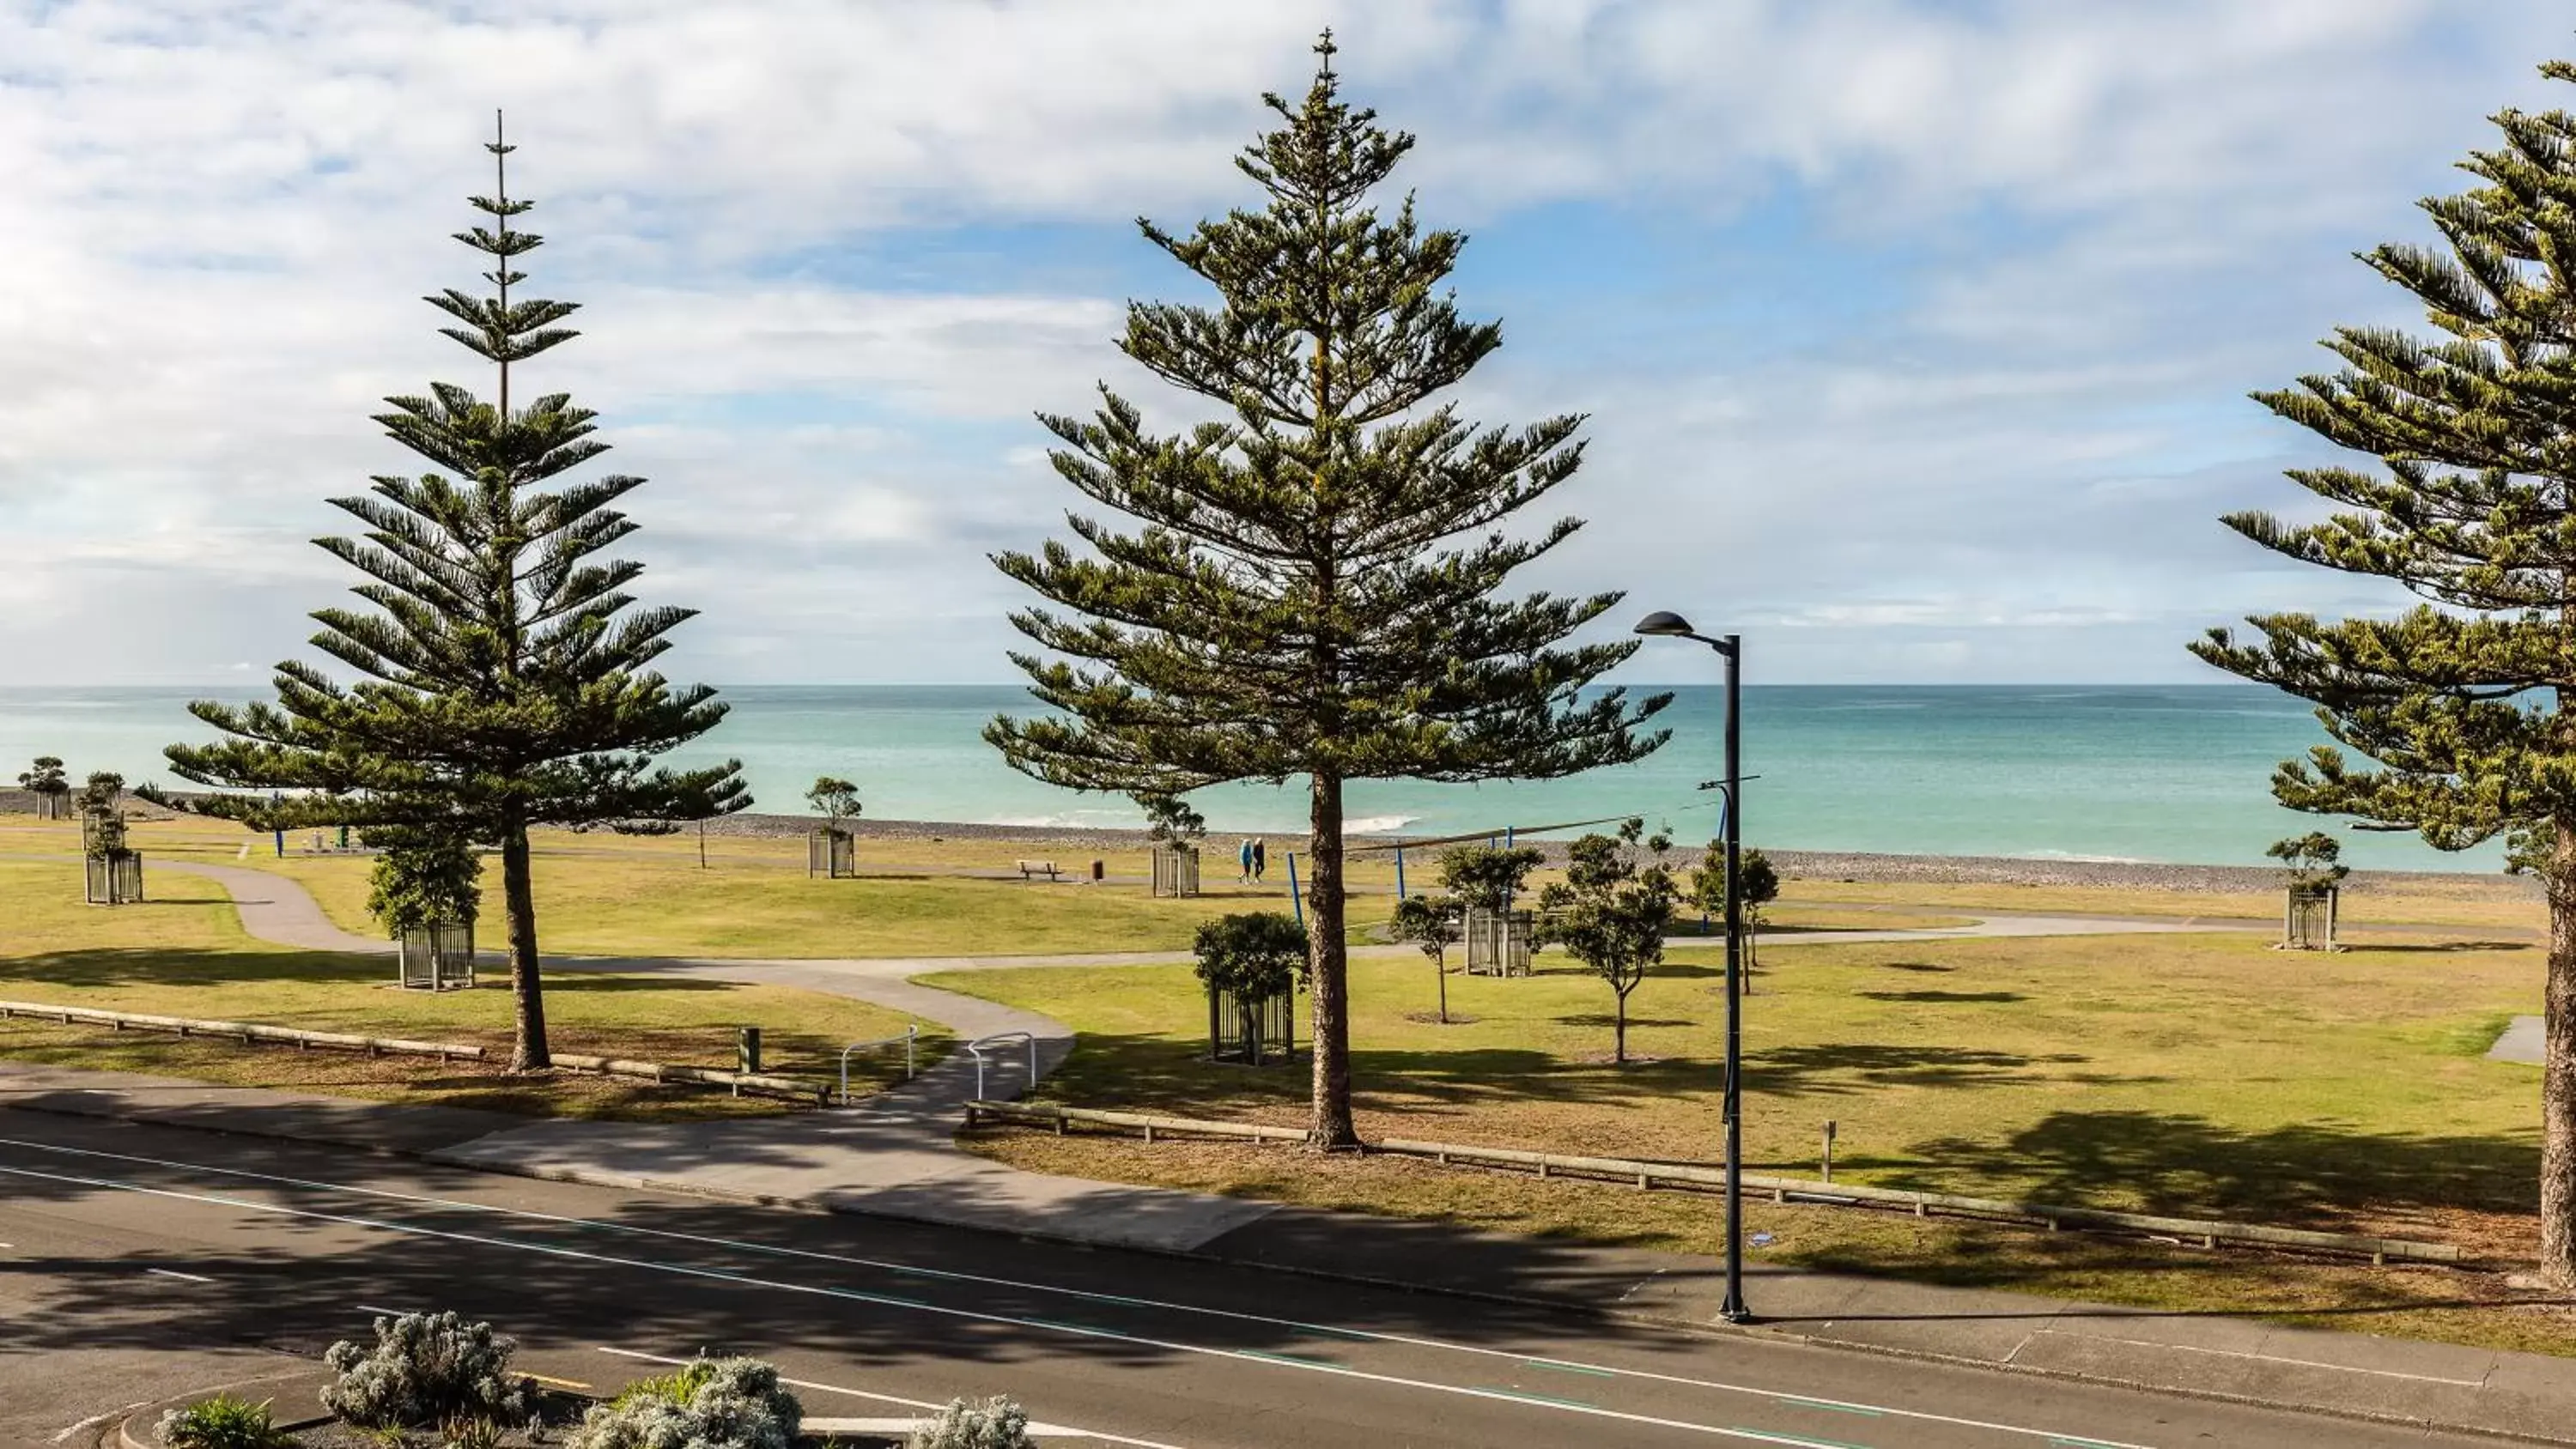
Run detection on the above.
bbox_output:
[1878,961,1955,973]
[1902,1108,2538,1223]
[2,946,387,990]
[1854,990,2027,1004]
[1748,1043,2084,1098]
[2347,940,2532,955]
[544,974,733,994]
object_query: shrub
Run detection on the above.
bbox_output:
[608,1356,719,1410]
[440,1415,501,1449]
[1190,912,1309,1001]
[907,1397,1031,1449]
[566,1356,799,1449]
[364,830,483,936]
[322,1311,532,1429]
[160,1394,292,1449]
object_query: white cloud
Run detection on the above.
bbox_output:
[1,0,2571,683]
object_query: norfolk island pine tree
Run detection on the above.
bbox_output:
[164,116,746,1070]
[985,33,1669,1147]
[2193,54,2576,1283]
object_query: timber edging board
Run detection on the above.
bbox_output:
[0,1000,821,1102]
[962,1099,2464,1265]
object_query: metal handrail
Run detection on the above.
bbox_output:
[838,1026,919,1106]
[964,1030,1038,1100]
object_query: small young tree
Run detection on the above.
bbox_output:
[985,34,1670,1145]
[2267,832,2349,896]
[16,756,69,819]
[1138,791,1208,852]
[1692,842,1781,974]
[76,770,125,815]
[1437,845,1545,913]
[365,829,483,938]
[162,117,748,1070]
[1539,819,1677,1064]
[1389,892,1465,1022]
[1194,911,1309,1064]
[806,776,861,834]
[1192,911,1310,1003]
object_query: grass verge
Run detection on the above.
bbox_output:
[931,926,2569,1355]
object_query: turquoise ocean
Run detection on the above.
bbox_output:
[0,683,2511,872]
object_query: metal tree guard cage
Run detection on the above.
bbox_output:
[1151,846,1201,898]
[2280,884,2342,952]
[808,828,856,879]
[83,851,143,906]
[398,921,477,991]
[1208,985,1297,1066]
[1463,906,1534,977]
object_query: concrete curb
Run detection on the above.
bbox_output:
[10,1090,2571,1448]
[108,1367,329,1449]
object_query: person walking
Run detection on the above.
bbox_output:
[1252,837,1267,882]
[1238,836,1255,886]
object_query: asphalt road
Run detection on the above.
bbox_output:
[0,1108,2510,1448]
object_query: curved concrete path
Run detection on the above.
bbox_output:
[7,853,2256,1252]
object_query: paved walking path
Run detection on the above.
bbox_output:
[2493,1015,2547,1064]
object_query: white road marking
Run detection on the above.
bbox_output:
[143,1266,215,1283]
[2029,1327,2487,1386]
[0,1160,1904,1449]
[52,1400,152,1442]
[596,1346,1186,1449]
[0,1133,2151,1449]
[354,1303,413,1317]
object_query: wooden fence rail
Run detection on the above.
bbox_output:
[963,1099,2463,1265]
[0,1000,822,1102]
[0,1000,484,1061]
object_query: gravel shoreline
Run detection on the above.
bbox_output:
[9,791,2527,897]
[701,809,2531,897]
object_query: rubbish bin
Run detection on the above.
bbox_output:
[1091,858,1105,882]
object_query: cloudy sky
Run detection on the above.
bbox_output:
[2,0,2567,687]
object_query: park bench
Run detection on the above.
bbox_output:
[1015,859,1064,882]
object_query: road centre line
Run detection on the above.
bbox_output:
[594,1346,1187,1449]
[0,1134,2154,1449]
[143,1266,216,1282]
[0,1160,1933,1449]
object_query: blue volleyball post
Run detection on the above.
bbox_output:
[1286,851,1303,928]
[1394,846,1406,899]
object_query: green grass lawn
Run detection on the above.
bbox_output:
[931,927,2568,1355]
[0,858,946,1119]
[41,818,1979,959]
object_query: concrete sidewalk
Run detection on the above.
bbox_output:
[4,1061,2574,1444]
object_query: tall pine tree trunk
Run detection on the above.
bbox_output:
[2546,815,2576,1283]
[1307,768,1358,1148]
[1614,991,1627,1065]
[501,821,551,1071]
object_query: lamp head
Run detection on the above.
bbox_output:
[1633,610,1696,637]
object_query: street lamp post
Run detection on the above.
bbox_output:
[1635,609,1752,1325]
